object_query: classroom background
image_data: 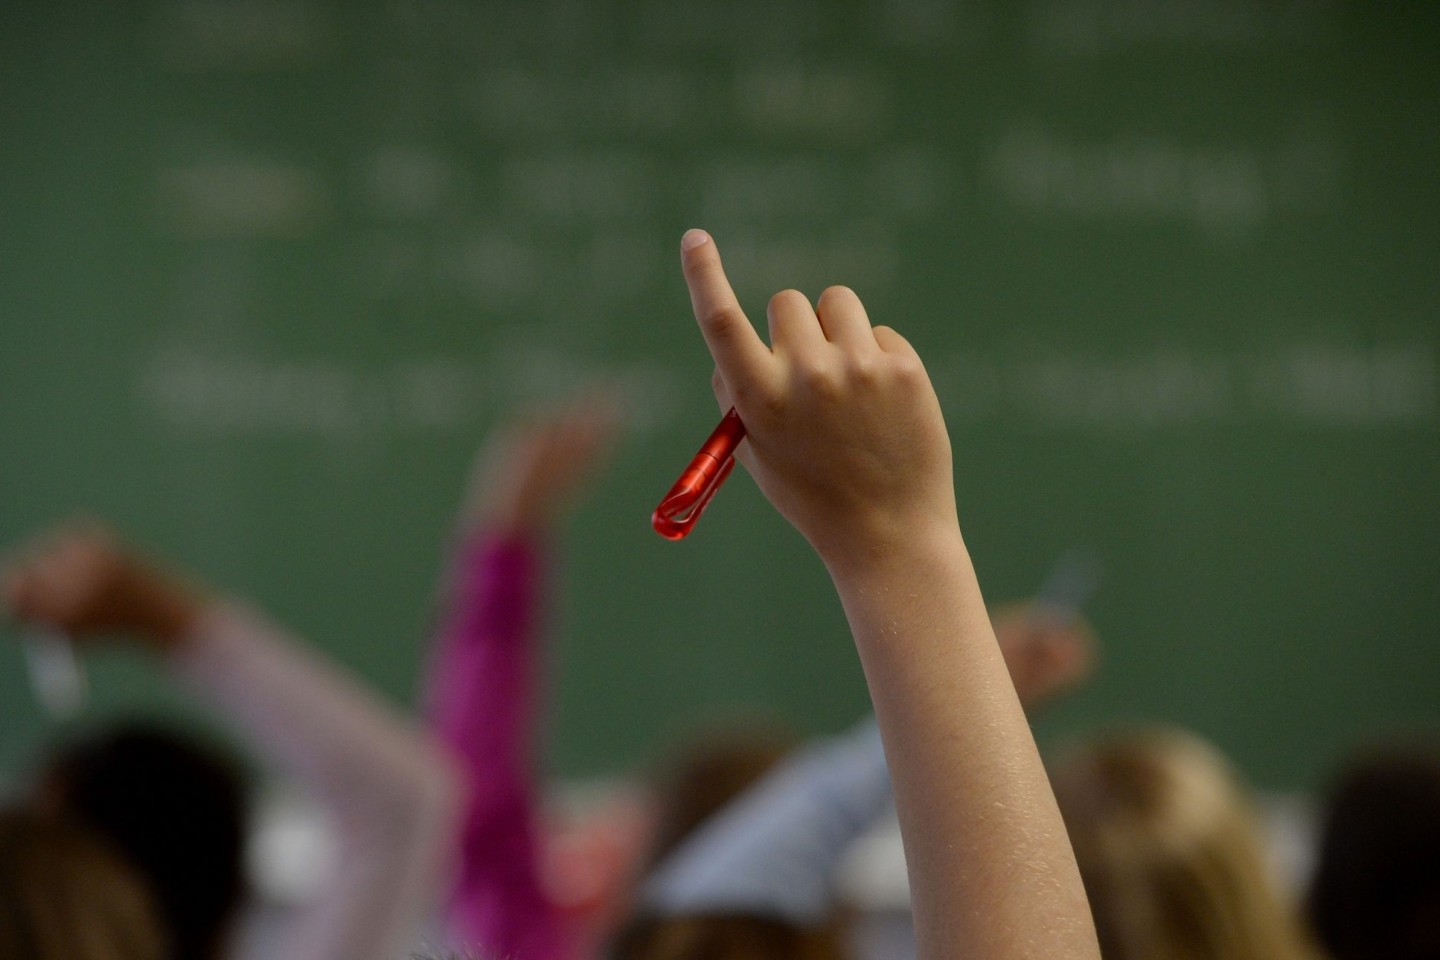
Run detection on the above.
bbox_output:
[2,1,1436,799]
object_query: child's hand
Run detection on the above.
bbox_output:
[680,229,956,566]
[991,602,1097,712]
[1,523,203,651]
[677,232,1104,959]
[461,395,622,535]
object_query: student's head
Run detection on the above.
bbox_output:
[1306,742,1440,960]
[39,722,248,960]
[1050,728,1311,960]
[0,807,169,960]
[611,913,843,960]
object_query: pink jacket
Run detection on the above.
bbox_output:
[424,533,573,960]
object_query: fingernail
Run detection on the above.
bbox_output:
[681,228,709,251]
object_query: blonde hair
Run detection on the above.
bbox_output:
[0,808,169,960]
[1051,729,1313,960]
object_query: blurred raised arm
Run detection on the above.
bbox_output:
[422,401,620,959]
[3,525,464,960]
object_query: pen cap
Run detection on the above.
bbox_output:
[653,454,736,540]
[652,409,747,541]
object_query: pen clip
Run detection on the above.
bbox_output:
[22,628,88,719]
[652,408,747,540]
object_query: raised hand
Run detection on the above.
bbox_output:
[680,229,956,569]
[461,394,623,535]
[2,523,202,651]
[675,230,1101,960]
[991,602,1097,711]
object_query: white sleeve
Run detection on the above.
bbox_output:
[171,602,465,960]
[641,718,892,926]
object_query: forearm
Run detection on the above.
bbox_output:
[426,530,542,774]
[173,603,464,960]
[174,604,449,802]
[424,529,568,957]
[1,528,462,959]
[827,529,1098,960]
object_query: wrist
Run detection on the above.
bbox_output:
[814,500,965,586]
[829,526,996,667]
[123,570,208,654]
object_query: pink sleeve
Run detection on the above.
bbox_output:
[423,531,571,960]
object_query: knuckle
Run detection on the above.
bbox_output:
[892,353,927,385]
[701,302,744,335]
[846,354,880,385]
[769,288,809,314]
[756,391,789,423]
[796,358,839,395]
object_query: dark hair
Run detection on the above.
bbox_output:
[1307,742,1440,960]
[0,806,169,960]
[44,722,249,960]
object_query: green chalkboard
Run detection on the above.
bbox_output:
[2,1,1437,791]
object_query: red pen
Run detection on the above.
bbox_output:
[652,408,747,540]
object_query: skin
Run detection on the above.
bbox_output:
[5,524,468,960]
[992,602,1096,712]
[460,395,622,536]
[679,228,1101,960]
[2,524,202,655]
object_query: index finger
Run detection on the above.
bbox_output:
[680,230,773,390]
